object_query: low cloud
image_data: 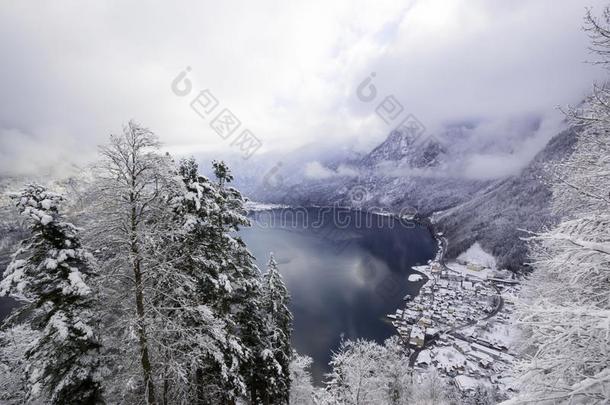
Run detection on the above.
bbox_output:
[304,161,359,179]
[460,112,566,179]
[462,154,530,180]
[0,127,96,177]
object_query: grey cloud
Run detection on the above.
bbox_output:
[0,0,607,178]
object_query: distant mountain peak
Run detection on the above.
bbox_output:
[362,126,446,169]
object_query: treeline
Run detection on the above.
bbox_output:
[0,122,292,405]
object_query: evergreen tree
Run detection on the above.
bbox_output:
[212,161,265,404]
[259,253,293,404]
[0,185,104,404]
[0,325,39,404]
[207,160,284,405]
[158,157,265,404]
[157,157,241,404]
[236,276,269,404]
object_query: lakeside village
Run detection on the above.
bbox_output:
[387,238,521,395]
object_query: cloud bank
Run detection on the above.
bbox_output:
[0,0,606,177]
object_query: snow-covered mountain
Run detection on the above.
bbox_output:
[253,124,577,272]
[361,126,447,169]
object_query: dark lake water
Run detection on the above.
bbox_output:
[240,207,437,383]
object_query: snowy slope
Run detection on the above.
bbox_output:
[434,128,577,271]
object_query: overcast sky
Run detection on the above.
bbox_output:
[0,0,607,177]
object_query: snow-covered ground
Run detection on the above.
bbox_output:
[431,346,467,372]
[411,265,432,278]
[457,242,497,269]
[445,261,493,280]
[446,242,503,280]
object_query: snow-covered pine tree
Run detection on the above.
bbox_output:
[236,277,269,404]
[0,185,104,404]
[207,160,283,405]
[257,253,293,404]
[154,157,265,404]
[149,157,237,404]
[0,325,39,404]
[239,259,284,405]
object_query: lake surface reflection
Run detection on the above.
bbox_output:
[240,207,436,383]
